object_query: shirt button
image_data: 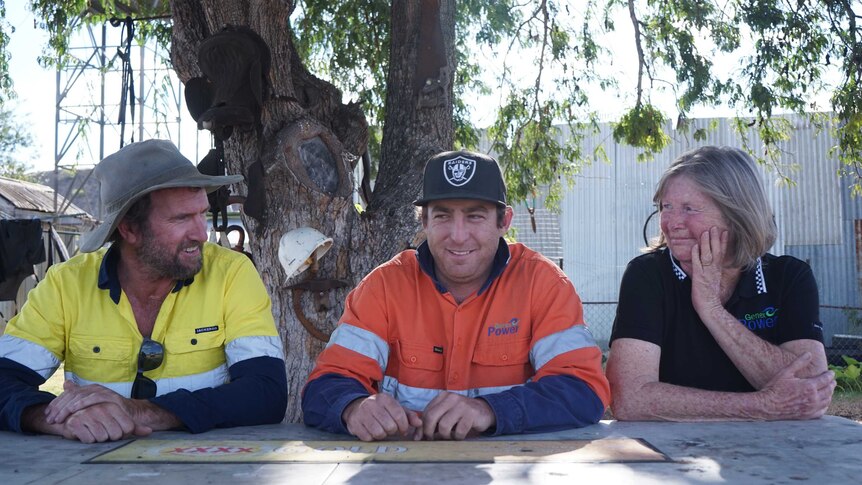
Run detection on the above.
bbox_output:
[191,338,198,345]
[410,356,417,363]
[501,354,508,361]
[92,346,100,353]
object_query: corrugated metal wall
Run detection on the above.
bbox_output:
[555,114,860,345]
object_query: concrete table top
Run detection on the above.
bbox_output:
[1,416,859,484]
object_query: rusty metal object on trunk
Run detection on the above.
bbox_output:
[288,278,349,342]
[277,119,352,198]
[224,224,254,264]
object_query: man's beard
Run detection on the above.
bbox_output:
[137,232,204,280]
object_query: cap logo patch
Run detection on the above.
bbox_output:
[443,156,476,187]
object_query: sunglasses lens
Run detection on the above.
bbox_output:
[139,339,164,372]
[131,373,157,399]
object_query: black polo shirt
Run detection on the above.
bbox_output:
[610,249,824,392]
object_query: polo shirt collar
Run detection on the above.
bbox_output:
[98,244,194,304]
[665,247,767,295]
[416,237,511,297]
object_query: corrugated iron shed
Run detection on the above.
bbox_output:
[510,205,563,266]
[483,114,861,348]
[0,176,93,219]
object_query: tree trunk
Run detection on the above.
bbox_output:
[169,0,455,422]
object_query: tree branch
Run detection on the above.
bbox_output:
[628,0,645,107]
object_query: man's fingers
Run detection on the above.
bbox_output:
[433,412,457,440]
[134,423,154,437]
[45,382,83,416]
[47,388,120,424]
[368,407,400,437]
[343,394,419,441]
[379,397,412,435]
[422,397,450,440]
[61,418,93,443]
[452,417,474,441]
[103,413,136,441]
[358,420,386,441]
[406,411,423,440]
[406,410,423,429]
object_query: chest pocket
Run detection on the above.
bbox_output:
[472,338,531,367]
[67,335,134,382]
[396,339,444,371]
[164,330,226,377]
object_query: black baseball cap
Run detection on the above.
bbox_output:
[413,150,507,207]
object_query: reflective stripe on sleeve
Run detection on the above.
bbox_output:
[154,363,230,395]
[225,335,284,367]
[64,372,132,396]
[65,363,230,398]
[0,335,61,380]
[530,325,598,371]
[380,376,521,411]
[326,323,389,372]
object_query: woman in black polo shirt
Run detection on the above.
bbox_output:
[606,146,835,421]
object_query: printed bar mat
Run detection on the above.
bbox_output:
[88,438,670,464]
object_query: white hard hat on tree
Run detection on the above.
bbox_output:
[278,227,333,281]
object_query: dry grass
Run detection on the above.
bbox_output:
[40,363,65,396]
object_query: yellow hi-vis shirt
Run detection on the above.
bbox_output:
[1,242,283,397]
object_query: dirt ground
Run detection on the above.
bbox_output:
[827,393,862,422]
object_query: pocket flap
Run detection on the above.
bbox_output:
[396,340,444,371]
[69,335,133,361]
[169,330,225,354]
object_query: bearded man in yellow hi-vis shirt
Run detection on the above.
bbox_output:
[0,140,286,443]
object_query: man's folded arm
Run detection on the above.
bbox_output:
[151,355,287,433]
[0,357,56,433]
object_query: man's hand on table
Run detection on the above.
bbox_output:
[342,393,423,441]
[22,381,183,443]
[421,392,495,440]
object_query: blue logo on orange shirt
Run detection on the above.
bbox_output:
[487,318,519,337]
[738,306,778,330]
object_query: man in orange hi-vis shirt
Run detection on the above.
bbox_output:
[302,150,610,441]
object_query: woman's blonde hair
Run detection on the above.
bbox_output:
[650,146,777,269]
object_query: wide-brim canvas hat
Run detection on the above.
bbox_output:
[413,150,507,207]
[79,139,244,253]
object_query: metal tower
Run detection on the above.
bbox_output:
[52,14,203,221]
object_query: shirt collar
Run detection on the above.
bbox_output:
[98,244,195,305]
[665,247,767,295]
[415,237,511,297]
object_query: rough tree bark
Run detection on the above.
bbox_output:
[169,0,455,421]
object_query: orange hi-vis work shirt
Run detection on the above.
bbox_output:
[305,241,610,434]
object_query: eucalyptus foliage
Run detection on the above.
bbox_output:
[6,0,862,200]
[0,1,12,103]
[0,107,34,181]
